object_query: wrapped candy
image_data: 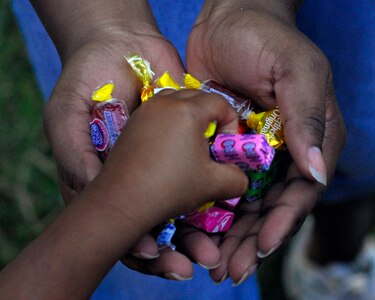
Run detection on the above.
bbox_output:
[156,220,177,251]
[201,80,253,120]
[90,82,129,160]
[184,206,234,233]
[247,108,285,150]
[211,133,276,172]
[122,54,287,248]
[243,155,280,203]
[219,197,241,210]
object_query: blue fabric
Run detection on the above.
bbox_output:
[91,263,259,300]
[11,1,259,299]
[297,1,375,202]
[12,0,61,100]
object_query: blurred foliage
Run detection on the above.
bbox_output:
[0,0,62,268]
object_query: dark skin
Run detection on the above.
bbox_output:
[31,0,346,285]
[185,0,346,284]
[0,92,249,299]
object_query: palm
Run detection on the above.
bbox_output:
[45,35,184,200]
[185,9,345,283]
[45,33,226,280]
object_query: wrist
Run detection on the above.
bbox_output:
[0,183,150,299]
[31,0,162,62]
[201,0,302,24]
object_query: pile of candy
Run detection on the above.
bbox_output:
[89,54,286,250]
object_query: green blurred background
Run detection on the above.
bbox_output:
[0,0,62,269]
[0,1,287,298]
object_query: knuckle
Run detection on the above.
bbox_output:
[171,99,198,123]
[283,106,326,143]
[303,107,326,142]
[325,106,347,152]
[306,51,330,74]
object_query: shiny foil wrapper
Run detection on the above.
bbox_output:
[184,206,234,233]
[201,80,253,120]
[247,108,285,150]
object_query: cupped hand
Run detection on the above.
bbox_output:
[44,23,214,279]
[185,1,346,284]
[44,22,238,280]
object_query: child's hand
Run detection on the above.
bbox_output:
[0,91,248,298]
[186,0,346,284]
[94,89,249,235]
[96,90,250,281]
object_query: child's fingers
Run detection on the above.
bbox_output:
[188,92,239,135]
[207,162,249,201]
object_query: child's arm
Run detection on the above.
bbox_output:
[0,91,248,299]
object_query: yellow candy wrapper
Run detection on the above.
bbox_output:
[126,54,217,138]
[125,54,155,102]
[91,81,115,102]
[247,107,286,150]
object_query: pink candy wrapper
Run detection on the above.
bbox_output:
[219,197,241,210]
[90,99,129,161]
[184,207,234,233]
[211,133,275,172]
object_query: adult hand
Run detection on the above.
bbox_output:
[32,0,217,281]
[185,0,346,284]
[34,0,245,281]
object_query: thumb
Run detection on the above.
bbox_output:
[274,54,330,185]
[207,162,249,201]
[44,95,103,204]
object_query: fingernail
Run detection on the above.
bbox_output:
[257,240,282,259]
[307,146,327,186]
[164,273,193,281]
[214,271,228,285]
[131,252,160,260]
[197,261,221,270]
[232,265,257,287]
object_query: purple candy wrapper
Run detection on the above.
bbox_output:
[211,134,275,172]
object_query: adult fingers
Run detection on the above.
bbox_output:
[129,234,160,259]
[256,73,346,255]
[210,201,262,285]
[121,248,194,281]
[176,225,221,270]
[273,46,332,185]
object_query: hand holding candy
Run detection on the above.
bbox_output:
[0,90,249,299]
[38,1,211,281]
[186,0,346,284]
[101,90,248,224]
[42,2,185,202]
